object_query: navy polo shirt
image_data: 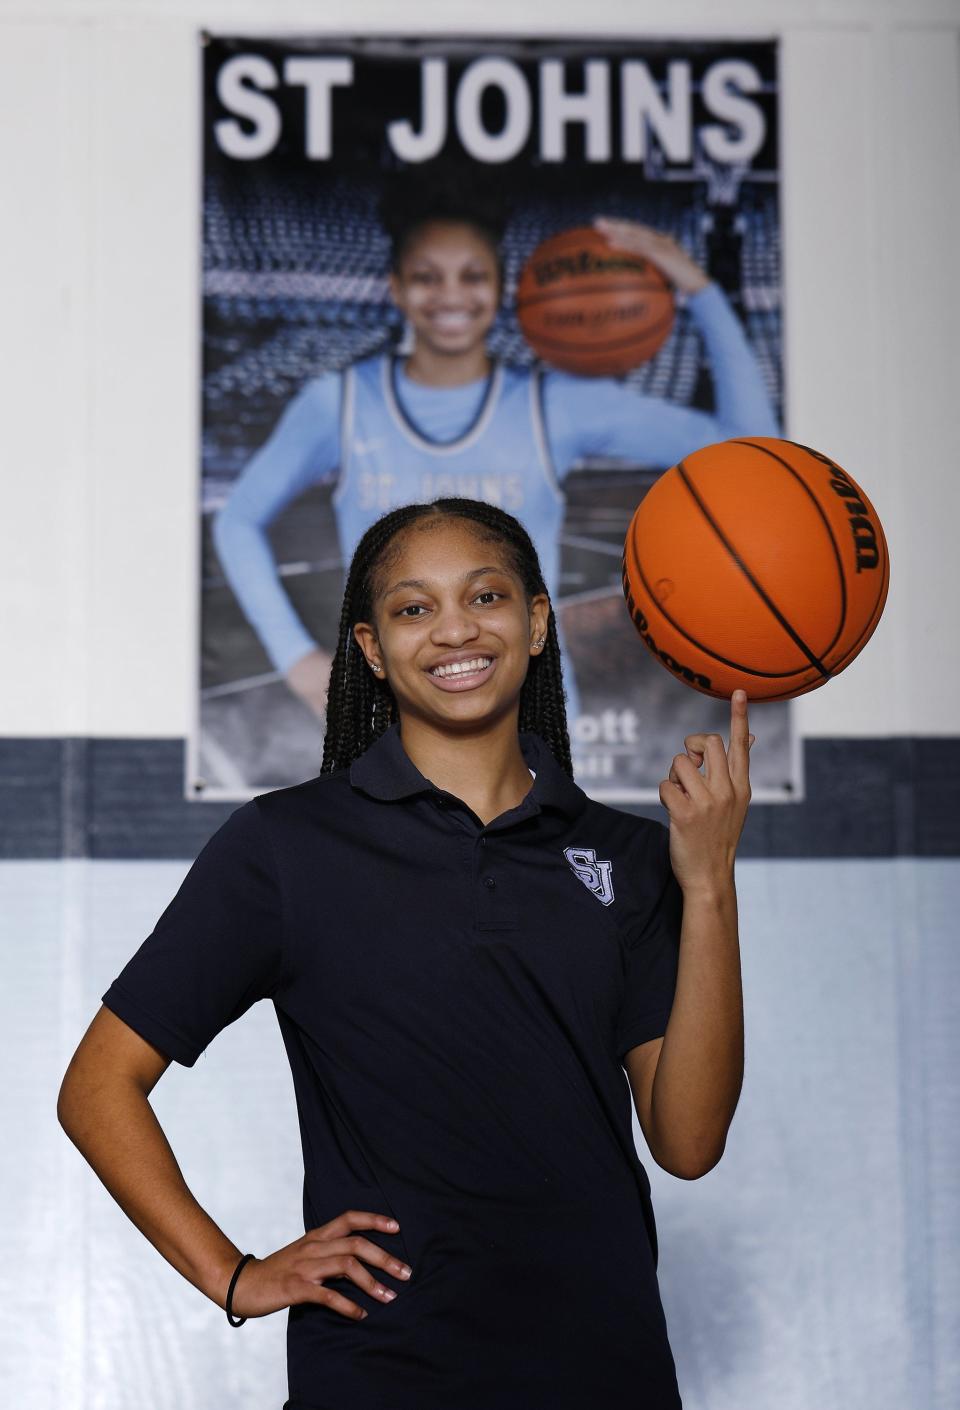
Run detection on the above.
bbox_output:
[102,722,684,1409]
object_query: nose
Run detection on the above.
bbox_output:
[430,603,481,644]
[436,280,466,306]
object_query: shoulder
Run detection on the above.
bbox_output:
[246,770,352,864]
[349,351,390,384]
[581,799,668,849]
[264,373,344,434]
[292,369,345,408]
[579,801,671,886]
[172,797,287,894]
[252,767,354,827]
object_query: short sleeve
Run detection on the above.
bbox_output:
[614,825,683,1062]
[100,800,284,1067]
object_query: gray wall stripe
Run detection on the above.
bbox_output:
[2,737,958,859]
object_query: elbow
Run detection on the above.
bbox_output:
[649,1094,731,1179]
[56,1069,82,1139]
[57,1055,112,1142]
[210,506,250,583]
[715,415,779,444]
[656,1137,727,1181]
[211,503,269,579]
[752,405,781,438]
[211,498,252,548]
[672,1150,724,1181]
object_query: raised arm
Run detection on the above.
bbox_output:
[543,219,779,478]
[211,375,342,675]
[635,691,754,1178]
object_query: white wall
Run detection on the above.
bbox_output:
[2,0,958,740]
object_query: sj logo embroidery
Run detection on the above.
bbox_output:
[563,846,615,907]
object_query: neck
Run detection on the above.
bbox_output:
[396,712,533,827]
[403,344,492,388]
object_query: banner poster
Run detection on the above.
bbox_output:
[194,33,796,805]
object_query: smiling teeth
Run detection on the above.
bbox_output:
[430,657,492,678]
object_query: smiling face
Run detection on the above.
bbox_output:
[388,220,501,359]
[352,518,550,729]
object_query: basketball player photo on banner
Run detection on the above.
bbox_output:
[194,34,793,803]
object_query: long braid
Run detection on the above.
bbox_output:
[319,499,573,777]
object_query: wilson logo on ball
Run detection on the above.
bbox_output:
[794,442,882,574]
[621,556,713,691]
[530,250,656,288]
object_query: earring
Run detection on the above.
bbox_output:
[371,662,381,673]
[533,637,545,650]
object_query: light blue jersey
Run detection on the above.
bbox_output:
[212,281,780,734]
[337,353,563,586]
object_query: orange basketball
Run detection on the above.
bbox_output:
[620,437,890,701]
[516,226,675,376]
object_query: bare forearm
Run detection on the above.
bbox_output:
[58,1079,242,1309]
[649,880,744,1177]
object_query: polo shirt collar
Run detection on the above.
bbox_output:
[349,720,584,820]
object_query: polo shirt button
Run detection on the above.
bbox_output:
[482,876,496,889]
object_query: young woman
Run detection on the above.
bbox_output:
[212,171,779,743]
[59,497,753,1409]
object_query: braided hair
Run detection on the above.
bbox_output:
[320,498,573,777]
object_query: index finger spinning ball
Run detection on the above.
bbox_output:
[620,437,890,701]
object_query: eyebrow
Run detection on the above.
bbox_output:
[383,566,507,599]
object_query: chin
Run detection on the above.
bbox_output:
[417,319,494,349]
[424,334,486,356]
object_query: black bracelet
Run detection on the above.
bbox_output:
[226,1252,256,1327]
